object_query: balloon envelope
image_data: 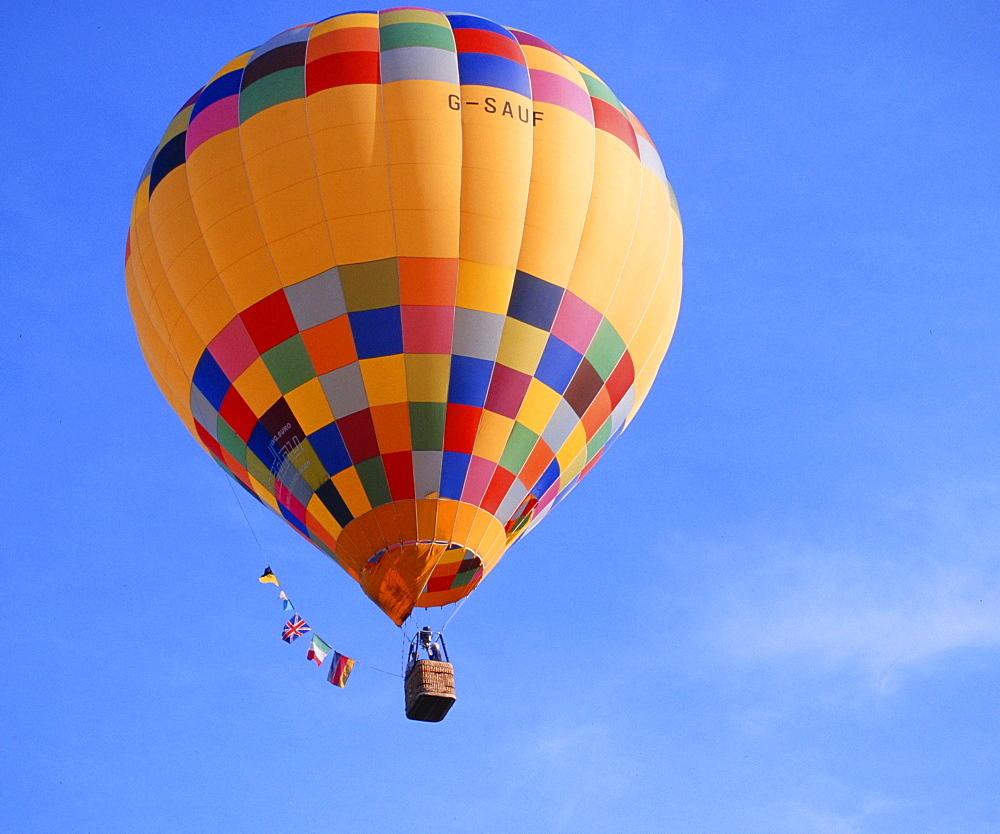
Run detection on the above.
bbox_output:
[125,9,682,624]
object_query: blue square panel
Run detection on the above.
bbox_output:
[308,421,352,475]
[439,451,472,500]
[534,334,583,395]
[192,349,231,410]
[506,271,563,332]
[447,355,494,408]
[348,306,403,359]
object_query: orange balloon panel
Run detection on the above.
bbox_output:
[125,9,682,625]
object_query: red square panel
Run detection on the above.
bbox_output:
[306,51,380,94]
[453,29,527,64]
[427,573,456,593]
[219,387,258,441]
[195,421,223,460]
[240,289,299,354]
[605,351,635,409]
[484,363,531,418]
[275,486,307,522]
[481,466,517,515]
[382,451,416,500]
[443,403,481,454]
[336,409,380,463]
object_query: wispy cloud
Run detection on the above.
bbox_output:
[717,556,1000,687]
[478,719,639,832]
[525,722,633,830]
[757,792,901,834]
[706,481,1000,691]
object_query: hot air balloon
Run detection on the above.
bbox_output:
[125,9,682,631]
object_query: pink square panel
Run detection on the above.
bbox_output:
[551,291,603,354]
[461,455,497,505]
[208,315,260,380]
[402,305,454,354]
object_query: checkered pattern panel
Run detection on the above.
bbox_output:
[188,259,636,539]
[126,8,681,612]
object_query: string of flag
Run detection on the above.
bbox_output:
[258,566,355,688]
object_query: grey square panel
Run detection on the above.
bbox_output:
[285,267,346,330]
[541,397,580,453]
[412,450,443,500]
[190,387,219,437]
[452,307,505,361]
[495,479,529,526]
[609,388,635,434]
[276,456,314,506]
[380,46,459,85]
[319,362,369,418]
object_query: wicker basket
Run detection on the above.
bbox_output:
[405,659,456,722]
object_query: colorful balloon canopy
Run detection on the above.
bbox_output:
[125,9,682,625]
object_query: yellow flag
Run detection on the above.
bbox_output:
[258,567,279,586]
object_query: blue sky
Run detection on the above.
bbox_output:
[3,1,999,831]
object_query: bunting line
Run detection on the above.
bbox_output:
[255,568,403,686]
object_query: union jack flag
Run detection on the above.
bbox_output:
[282,613,311,643]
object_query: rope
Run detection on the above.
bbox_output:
[441,596,470,632]
[220,468,265,560]
[226,469,456,681]
[258,566,405,680]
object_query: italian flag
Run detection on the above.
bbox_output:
[306,635,332,667]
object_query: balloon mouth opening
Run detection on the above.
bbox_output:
[360,540,485,624]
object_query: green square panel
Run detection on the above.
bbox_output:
[586,418,612,460]
[379,22,456,52]
[579,73,625,115]
[216,419,248,463]
[499,422,539,474]
[239,67,305,122]
[585,319,627,381]
[355,457,392,507]
[409,401,446,451]
[262,334,316,394]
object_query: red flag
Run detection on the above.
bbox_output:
[327,651,355,687]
